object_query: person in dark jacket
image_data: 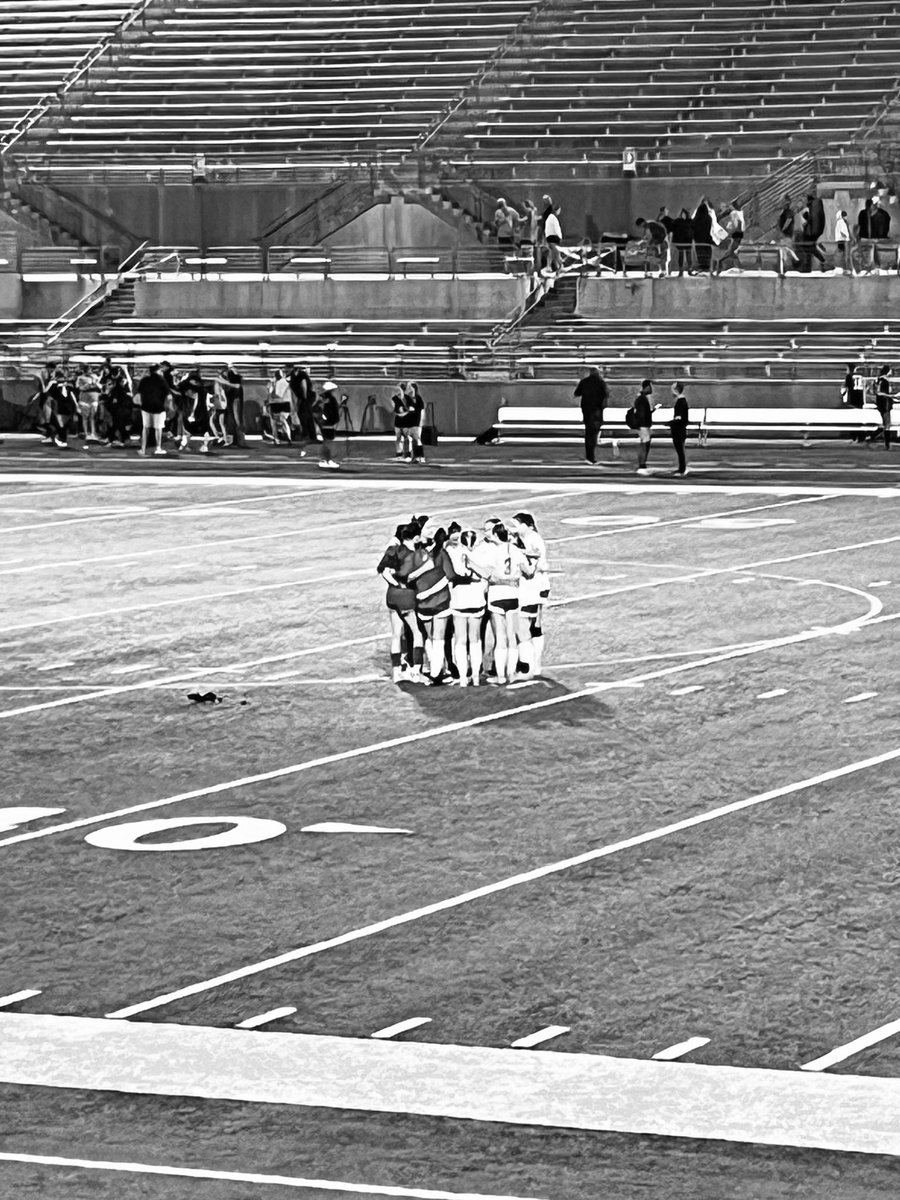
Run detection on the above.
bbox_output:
[671,208,695,275]
[871,364,894,450]
[315,380,342,470]
[799,194,827,272]
[634,379,655,474]
[574,365,616,464]
[691,199,713,273]
[777,195,795,239]
[870,197,891,240]
[288,362,318,445]
[668,381,690,475]
[137,363,169,457]
[843,363,868,443]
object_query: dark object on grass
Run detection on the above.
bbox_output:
[187,691,222,704]
[474,426,500,445]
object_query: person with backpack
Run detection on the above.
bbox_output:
[631,379,656,475]
[315,380,342,470]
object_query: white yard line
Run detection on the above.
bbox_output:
[234,1006,297,1030]
[801,1017,900,1072]
[652,1037,710,1061]
[844,692,878,703]
[0,488,581,570]
[0,487,325,536]
[2,568,370,634]
[371,1017,432,1040]
[0,1148,535,1200]
[0,989,41,1008]
[510,1026,570,1049]
[0,481,123,501]
[101,737,900,1019]
[4,1015,900,1159]
[758,688,789,699]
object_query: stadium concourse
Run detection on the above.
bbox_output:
[5,0,900,1197]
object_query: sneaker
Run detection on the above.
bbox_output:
[54,438,68,449]
[199,444,209,454]
[317,460,330,469]
[584,459,598,466]
[611,440,621,458]
[636,467,649,475]
[327,459,341,469]
[154,448,166,456]
[298,449,308,458]
[402,456,412,463]
[391,667,404,684]
[39,436,54,445]
[261,430,275,443]
[137,449,146,457]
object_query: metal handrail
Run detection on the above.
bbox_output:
[0,0,161,155]
[44,239,148,345]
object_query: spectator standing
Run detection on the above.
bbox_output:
[657,206,675,273]
[136,363,169,457]
[404,380,427,464]
[668,381,690,475]
[218,363,246,447]
[691,198,714,273]
[315,380,342,470]
[288,362,318,446]
[104,365,134,447]
[574,365,615,465]
[777,195,795,240]
[75,363,103,444]
[634,379,655,475]
[802,193,827,272]
[543,205,563,274]
[715,203,745,274]
[870,197,890,240]
[264,368,296,446]
[842,362,867,443]
[391,380,410,459]
[519,199,539,271]
[671,208,695,275]
[872,364,894,450]
[834,209,852,273]
[494,198,520,247]
[48,368,77,449]
[856,198,875,272]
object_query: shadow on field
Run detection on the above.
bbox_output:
[397,675,616,729]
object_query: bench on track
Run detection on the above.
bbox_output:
[496,404,883,445]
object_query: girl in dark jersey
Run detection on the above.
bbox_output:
[408,527,452,680]
[377,523,426,683]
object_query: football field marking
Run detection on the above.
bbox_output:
[0,990,41,1008]
[652,1037,710,1061]
[0,1149,536,1200]
[235,1006,297,1030]
[371,1017,432,1040]
[103,735,900,1021]
[801,1016,900,1072]
[510,1026,570,1049]
[758,688,789,699]
[4,1014,900,1159]
[844,692,877,703]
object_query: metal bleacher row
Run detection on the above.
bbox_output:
[3,0,899,171]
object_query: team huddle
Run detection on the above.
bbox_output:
[377,513,550,686]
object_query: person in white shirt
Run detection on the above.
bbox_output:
[444,528,488,686]
[834,209,852,274]
[510,512,549,676]
[465,523,534,684]
[543,207,563,273]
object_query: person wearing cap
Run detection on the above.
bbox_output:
[315,380,342,470]
[574,365,617,465]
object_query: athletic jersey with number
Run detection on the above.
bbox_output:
[518,530,549,606]
[442,543,487,612]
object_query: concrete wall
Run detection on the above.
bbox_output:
[20,278,94,318]
[579,274,900,320]
[329,197,471,247]
[0,274,22,317]
[135,276,525,319]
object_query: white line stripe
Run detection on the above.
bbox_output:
[0,481,123,500]
[844,692,878,703]
[103,737,900,1021]
[235,1006,297,1030]
[670,685,704,695]
[0,487,324,536]
[652,1036,710,1061]
[0,488,581,575]
[35,660,76,671]
[510,1026,570,1049]
[371,1017,432,1040]
[0,633,389,720]
[0,989,41,1007]
[1,610,876,862]
[0,1150,536,1200]
[801,1017,900,1072]
[3,568,369,634]
[757,688,789,699]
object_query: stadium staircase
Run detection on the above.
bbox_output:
[256,175,385,247]
[0,178,82,248]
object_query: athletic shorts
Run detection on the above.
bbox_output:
[386,584,416,613]
[141,410,165,430]
[320,427,336,442]
[417,600,450,617]
[520,603,540,615]
[451,605,485,617]
[488,597,518,614]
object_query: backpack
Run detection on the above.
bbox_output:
[624,405,639,430]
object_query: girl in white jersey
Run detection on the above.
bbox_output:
[510,512,549,676]
[444,528,488,685]
[466,523,534,684]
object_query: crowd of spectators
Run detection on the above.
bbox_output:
[29,357,345,468]
[494,191,895,277]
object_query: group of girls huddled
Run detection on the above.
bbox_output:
[377,513,550,686]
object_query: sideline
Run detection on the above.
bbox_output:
[0,1148,539,1200]
[2,1014,899,1158]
